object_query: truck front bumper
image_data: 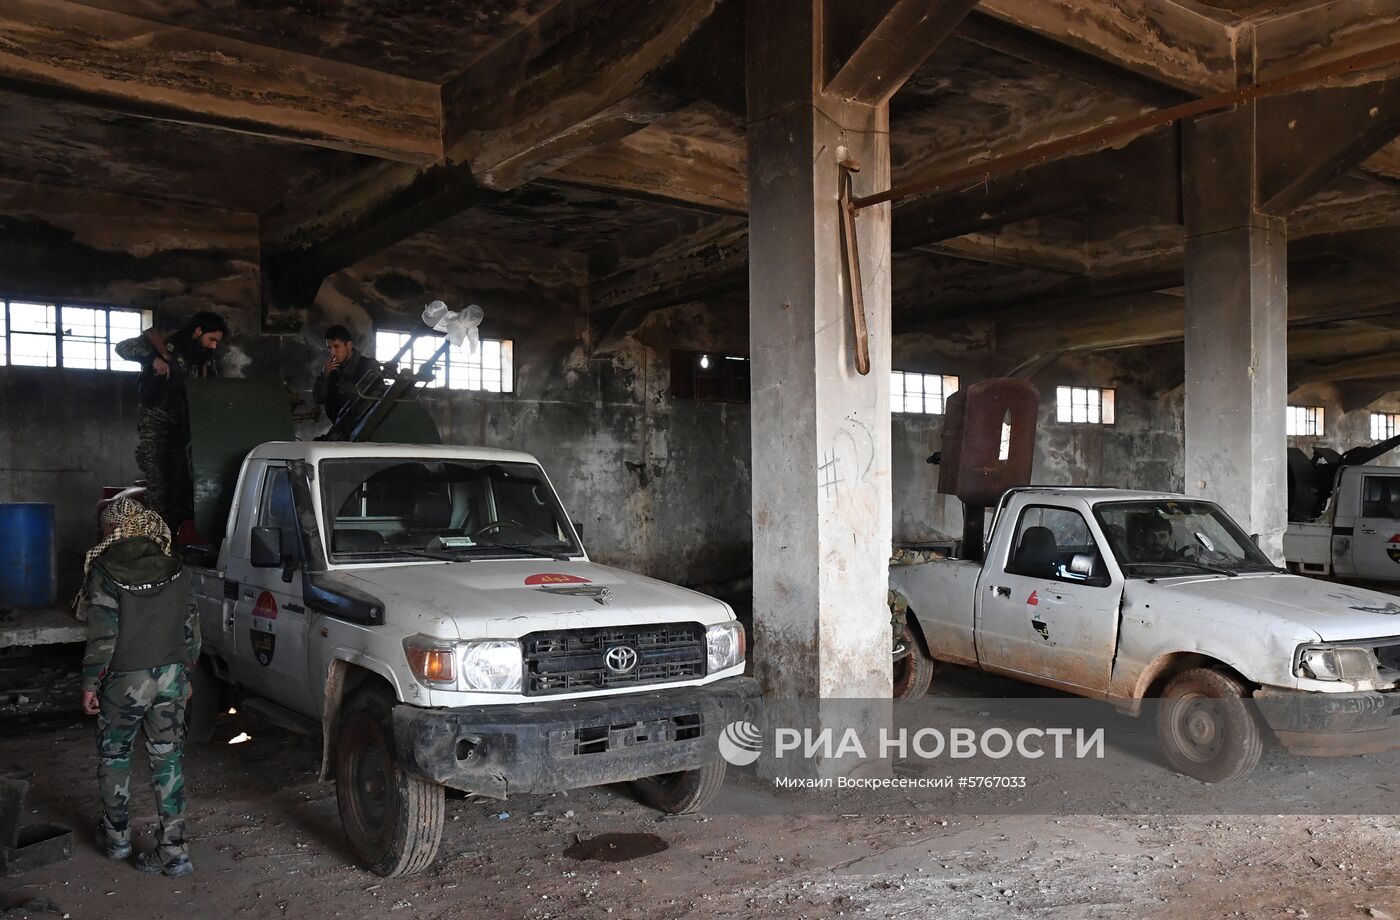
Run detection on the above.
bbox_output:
[391,676,761,797]
[1256,687,1400,756]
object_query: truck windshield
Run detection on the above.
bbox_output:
[320,458,581,563]
[1093,500,1276,578]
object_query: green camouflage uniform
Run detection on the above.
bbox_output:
[888,547,943,648]
[115,334,217,530]
[81,537,201,860]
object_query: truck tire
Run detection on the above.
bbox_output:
[631,760,726,815]
[893,625,935,701]
[185,658,221,745]
[1155,668,1263,784]
[335,688,444,877]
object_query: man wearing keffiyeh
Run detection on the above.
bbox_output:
[77,497,201,877]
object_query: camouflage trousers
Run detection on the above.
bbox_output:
[134,407,192,531]
[96,663,190,859]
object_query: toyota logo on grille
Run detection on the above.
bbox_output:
[604,646,638,673]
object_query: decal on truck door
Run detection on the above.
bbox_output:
[250,590,277,666]
[1388,534,1400,565]
[1026,591,1053,643]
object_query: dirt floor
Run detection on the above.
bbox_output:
[1,652,1397,920]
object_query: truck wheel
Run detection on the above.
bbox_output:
[631,760,726,814]
[184,658,221,745]
[1156,668,1263,783]
[335,688,444,877]
[893,625,935,701]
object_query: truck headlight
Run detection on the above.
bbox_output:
[1294,645,1379,683]
[403,636,456,688]
[706,621,745,673]
[460,640,523,692]
[404,636,522,692]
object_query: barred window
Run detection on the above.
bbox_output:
[1371,412,1399,442]
[1056,386,1115,425]
[0,299,150,371]
[891,371,959,414]
[374,331,513,392]
[1286,405,1324,437]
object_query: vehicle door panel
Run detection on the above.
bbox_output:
[228,465,315,715]
[1353,474,1400,581]
[975,504,1122,695]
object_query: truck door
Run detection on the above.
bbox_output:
[1352,473,1400,581]
[227,464,315,715]
[976,504,1122,696]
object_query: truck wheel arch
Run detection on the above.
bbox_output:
[1126,652,1256,713]
[320,659,399,781]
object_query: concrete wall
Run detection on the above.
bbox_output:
[1286,382,1400,469]
[891,337,1186,544]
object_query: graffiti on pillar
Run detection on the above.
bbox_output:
[822,414,883,538]
[818,450,842,495]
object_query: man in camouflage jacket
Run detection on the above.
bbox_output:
[80,499,201,877]
[114,311,226,531]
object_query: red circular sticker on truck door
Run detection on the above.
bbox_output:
[250,590,277,666]
[1388,534,1400,564]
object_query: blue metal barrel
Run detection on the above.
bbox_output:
[0,503,57,608]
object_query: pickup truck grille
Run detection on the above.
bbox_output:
[522,622,706,696]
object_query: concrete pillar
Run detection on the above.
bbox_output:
[746,0,893,699]
[1182,105,1288,560]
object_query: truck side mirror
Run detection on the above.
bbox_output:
[251,526,283,568]
[573,520,584,538]
[1250,533,1261,549]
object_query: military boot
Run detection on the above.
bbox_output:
[134,849,194,877]
[97,820,131,860]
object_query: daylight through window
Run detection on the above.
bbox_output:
[1371,412,1399,442]
[0,300,149,371]
[375,331,513,392]
[1056,386,1115,425]
[891,371,959,414]
[1286,405,1324,437]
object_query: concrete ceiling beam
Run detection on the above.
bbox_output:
[258,0,717,324]
[442,0,716,188]
[824,0,980,106]
[0,0,441,164]
[1252,0,1400,84]
[546,122,748,216]
[1257,79,1400,215]
[974,0,1235,96]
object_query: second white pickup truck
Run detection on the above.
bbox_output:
[891,487,1400,783]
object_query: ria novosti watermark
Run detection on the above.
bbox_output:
[702,697,1400,815]
[719,721,1104,766]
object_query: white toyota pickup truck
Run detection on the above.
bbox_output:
[189,440,757,876]
[890,487,1400,782]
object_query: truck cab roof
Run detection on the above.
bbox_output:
[247,441,544,467]
[1001,486,1202,506]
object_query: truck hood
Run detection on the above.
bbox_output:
[1133,573,1400,641]
[337,559,733,639]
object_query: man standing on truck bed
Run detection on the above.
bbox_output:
[115,312,227,531]
[78,497,201,877]
[313,324,380,431]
